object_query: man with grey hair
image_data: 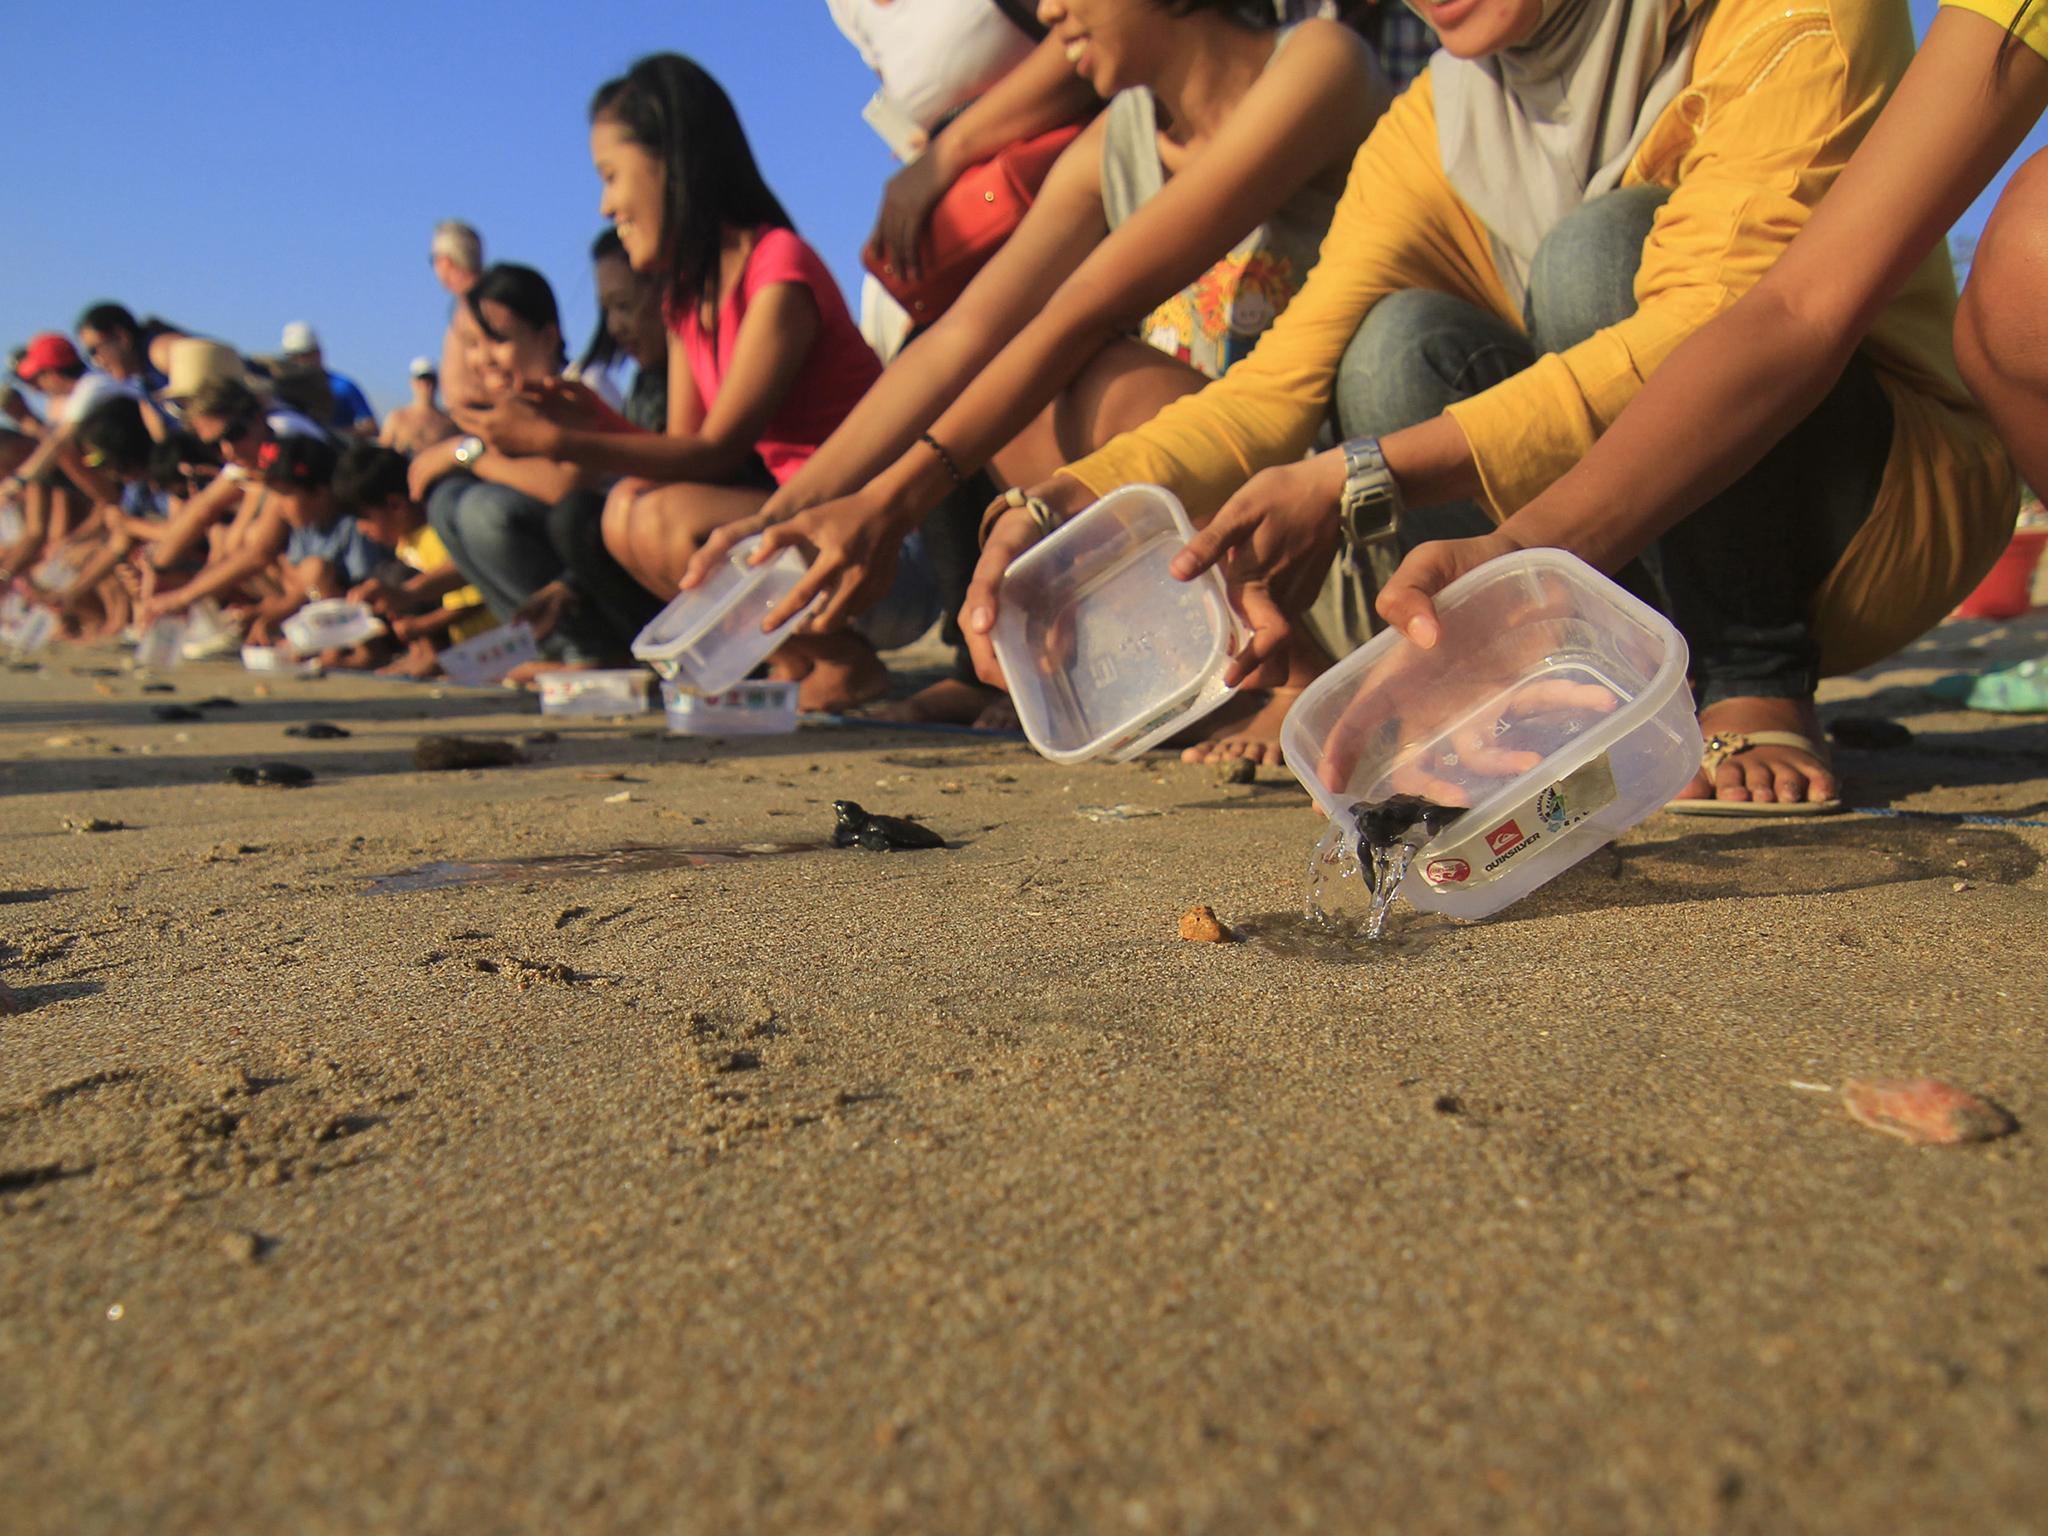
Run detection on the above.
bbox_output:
[431,220,486,408]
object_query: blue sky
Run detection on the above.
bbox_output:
[4,0,2039,417]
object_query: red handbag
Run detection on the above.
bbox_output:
[863,124,1083,321]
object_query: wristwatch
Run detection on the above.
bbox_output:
[452,435,485,468]
[1337,435,1402,548]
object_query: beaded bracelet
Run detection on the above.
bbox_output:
[918,430,968,488]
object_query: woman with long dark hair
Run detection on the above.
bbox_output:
[461,52,929,710]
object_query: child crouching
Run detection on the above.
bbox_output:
[334,443,489,678]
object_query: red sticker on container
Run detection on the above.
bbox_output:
[1485,821,1525,857]
[1424,857,1470,885]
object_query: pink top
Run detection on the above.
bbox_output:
[670,227,881,485]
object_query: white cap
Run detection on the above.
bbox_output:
[280,321,319,355]
[408,355,436,378]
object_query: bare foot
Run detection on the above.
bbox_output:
[505,657,601,690]
[973,695,1020,732]
[772,632,887,714]
[1669,696,1838,806]
[875,677,1004,725]
[1174,687,1301,767]
[377,638,444,679]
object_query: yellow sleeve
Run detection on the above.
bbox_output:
[1940,0,2048,59]
[1446,0,1914,517]
[1063,73,1511,520]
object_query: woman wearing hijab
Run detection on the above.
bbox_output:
[964,0,2013,802]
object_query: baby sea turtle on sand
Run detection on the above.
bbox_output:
[831,800,946,852]
[225,762,315,788]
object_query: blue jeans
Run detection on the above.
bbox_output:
[427,475,603,663]
[852,526,942,653]
[1333,186,1893,707]
[472,474,941,664]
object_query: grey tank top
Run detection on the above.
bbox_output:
[1098,25,1339,379]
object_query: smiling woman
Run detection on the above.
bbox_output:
[436,52,914,702]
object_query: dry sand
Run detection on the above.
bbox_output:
[2,614,2044,1535]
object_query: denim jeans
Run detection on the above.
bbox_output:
[547,488,662,660]
[1332,185,1894,707]
[424,474,604,661]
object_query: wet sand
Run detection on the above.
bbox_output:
[2,614,2044,1534]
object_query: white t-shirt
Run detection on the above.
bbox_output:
[828,0,1034,133]
[60,371,145,426]
[267,406,335,444]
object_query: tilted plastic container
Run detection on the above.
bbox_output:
[4,601,55,657]
[133,616,187,671]
[282,599,385,656]
[631,535,809,696]
[991,485,1241,763]
[1280,550,1702,920]
[537,668,653,717]
[661,679,799,736]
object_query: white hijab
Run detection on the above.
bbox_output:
[1431,0,1712,307]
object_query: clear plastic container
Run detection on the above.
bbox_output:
[1280,550,1702,920]
[991,485,1241,763]
[537,668,653,717]
[5,602,55,657]
[242,644,321,676]
[133,616,187,671]
[437,622,540,688]
[661,679,800,736]
[282,599,385,656]
[632,535,809,696]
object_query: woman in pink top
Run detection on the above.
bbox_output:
[463,53,935,709]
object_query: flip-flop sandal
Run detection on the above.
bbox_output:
[1664,729,1844,816]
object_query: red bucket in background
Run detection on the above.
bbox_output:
[1953,528,2047,621]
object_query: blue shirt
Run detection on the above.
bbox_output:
[325,370,376,430]
[285,513,389,584]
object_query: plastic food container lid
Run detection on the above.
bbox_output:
[991,484,1241,763]
[632,535,810,696]
[1280,549,1702,920]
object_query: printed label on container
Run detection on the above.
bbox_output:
[1420,753,1618,888]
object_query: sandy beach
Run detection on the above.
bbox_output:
[2,614,2044,1534]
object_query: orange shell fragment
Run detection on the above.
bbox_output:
[1840,1077,2017,1145]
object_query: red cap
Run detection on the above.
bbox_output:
[15,332,82,381]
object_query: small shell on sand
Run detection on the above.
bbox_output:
[1841,1077,2016,1145]
[1178,905,1230,944]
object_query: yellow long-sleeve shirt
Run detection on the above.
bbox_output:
[1065,0,2017,675]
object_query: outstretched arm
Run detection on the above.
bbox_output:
[1378,8,2048,643]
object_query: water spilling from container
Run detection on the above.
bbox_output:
[1302,795,1465,942]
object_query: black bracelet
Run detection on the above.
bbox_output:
[918,430,968,488]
